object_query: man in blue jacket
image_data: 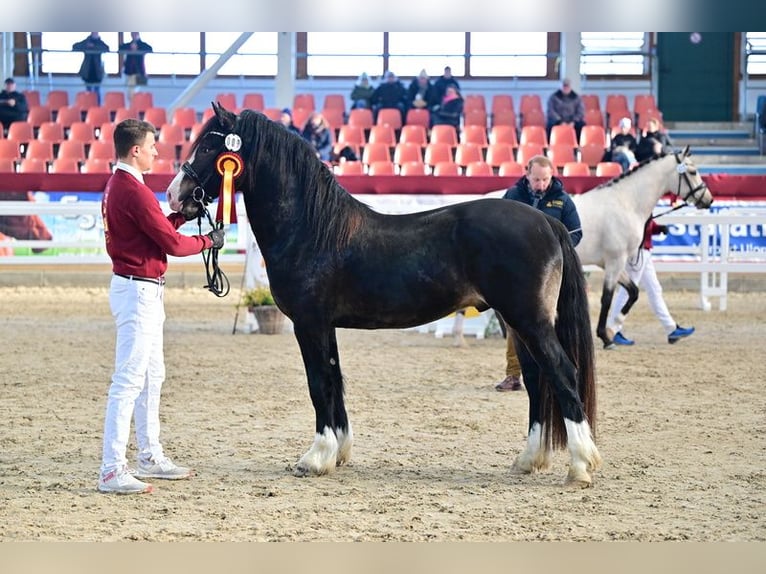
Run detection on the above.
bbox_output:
[495,155,583,391]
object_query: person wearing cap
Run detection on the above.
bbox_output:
[406,69,437,112]
[370,70,407,124]
[279,108,301,135]
[0,77,28,131]
[350,72,375,111]
[605,117,638,173]
[545,77,585,141]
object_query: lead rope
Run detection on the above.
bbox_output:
[196,206,230,297]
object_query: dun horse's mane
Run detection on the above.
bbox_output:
[593,154,667,190]
[196,110,366,253]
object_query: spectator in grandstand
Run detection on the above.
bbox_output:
[97,118,225,494]
[604,117,638,173]
[433,65,461,103]
[302,111,334,161]
[0,77,28,131]
[279,108,301,135]
[350,72,375,110]
[406,69,437,113]
[119,32,153,105]
[370,70,407,124]
[72,32,110,105]
[545,77,586,142]
[430,85,464,131]
[635,117,674,162]
[607,219,695,346]
[495,155,582,391]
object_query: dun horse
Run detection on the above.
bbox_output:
[572,150,713,348]
[167,103,601,486]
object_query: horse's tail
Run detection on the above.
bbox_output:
[542,219,597,450]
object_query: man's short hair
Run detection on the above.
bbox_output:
[113,118,156,159]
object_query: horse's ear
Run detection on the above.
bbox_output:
[683,145,691,157]
[212,101,237,131]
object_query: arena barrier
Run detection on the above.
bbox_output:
[2,195,765,313]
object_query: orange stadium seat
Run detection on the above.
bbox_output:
[56,140,86,162]
[334,161,364,175]
[579,125,607,148]
[463,94,486,113]
[581,94,601,111]
[405,108,430,129]
[561,161,591,177]
[241,92,265,111]
[73,91,99,113]
[463,109,488,128]
[429,125,458,147]
[547,143,576,168]
[81,158,113,173]
[519,108,546,128]
[171,107,198,131]
[367,160,396,175]
[376,108,403,130]
[55,106,84,129]
[337,125,366,147]
[215,93,237,110]
[87,140,115,160]
[25,140,54,162]
[398,161,427,176]
[143,107,168,128]
[424,142,453,167]
[0,157,16,172]
[491,109,516,128]
[49,157,81,173]
[519,125,548,147]
[549,124,578,147]
[584,108,605,127]
[0,139,22,161]
[579,143,608,168]
[347,108,374,130]
[491,94,515,116]
[461,124,489,147]
[367,125,397,147]
[596,162,623,177]
[323,94,346,111]
[432,161,460,176]
[22,89,41,108]
[293,93,316,112]
[515,143,545,165]
[489,125,518,148]
[37,122,65,145]
[398,124,428,147]
[453,143,483,168]
[26,106,52,129]
[45,90,69,111]
[361,142,392,166]
[498,160,524,177]
[149,159,177,174]
[464,161,493,176]
[519,94,543,116]
[84,106,111,129]
[484,143,515,168]
[393,142,423,167]
[18,157,48,173]
[102,91,126,114]
[130,92,154,113]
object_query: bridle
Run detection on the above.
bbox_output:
[180,129,239,298]
[673,150,709,208]
[652,151,710,221]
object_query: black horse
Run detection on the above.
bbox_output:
[167,103,602,486]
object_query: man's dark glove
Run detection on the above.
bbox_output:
[656,225,669,235]
[206,228,225,250]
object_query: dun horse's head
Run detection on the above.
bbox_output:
[674,146,713,209]
[167,102,241,221]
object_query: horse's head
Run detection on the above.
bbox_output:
[673,146,713,209]
[167,102,242,220]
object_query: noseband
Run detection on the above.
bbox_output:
[180,130,231,208]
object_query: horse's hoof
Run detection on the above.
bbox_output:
[292,464,312,478]
[565,473,593,489]
[603,342,616,350]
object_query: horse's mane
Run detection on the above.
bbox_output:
[193,110,366,253]
[592,154,667,190]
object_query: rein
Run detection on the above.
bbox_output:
[181,128,242,298]
[194,204,230,297]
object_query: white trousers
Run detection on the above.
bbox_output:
[607,249,677,335]
[101,275,166,474]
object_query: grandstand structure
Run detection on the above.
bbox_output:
[1,32,764,177]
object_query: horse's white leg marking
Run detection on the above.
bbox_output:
[564,419,602,488]
[335,424,353,466]
[511,422,551,474]
[295,426,338,477]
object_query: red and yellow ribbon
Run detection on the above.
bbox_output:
[215,152,243,225]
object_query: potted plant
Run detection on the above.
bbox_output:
[241,285,285,334]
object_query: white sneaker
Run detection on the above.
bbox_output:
[134,457,192,480]
[98,466,153,494]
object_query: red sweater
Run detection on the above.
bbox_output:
[642,219,665,251]
[102,169,211,278]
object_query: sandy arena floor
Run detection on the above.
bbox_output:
[0,283,764,541]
